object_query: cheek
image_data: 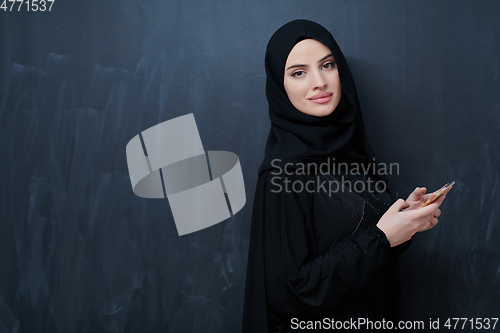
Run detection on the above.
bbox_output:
[336,77,342,91]
[335,81,342,95]
[335,76,342,93]
[284,81,306,103]
[328,72,342,91]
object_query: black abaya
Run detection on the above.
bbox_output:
[242,19,408,332]
[243,167,404,332]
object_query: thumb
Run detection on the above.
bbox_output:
[392,198,409,212]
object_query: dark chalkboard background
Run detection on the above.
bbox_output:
[1,1,499,332]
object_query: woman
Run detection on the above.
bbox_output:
[242,19,449,332]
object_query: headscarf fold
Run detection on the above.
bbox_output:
[257,19,388,185]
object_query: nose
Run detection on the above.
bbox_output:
[310,69,327,90]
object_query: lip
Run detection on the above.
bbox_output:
[308,92,333,104]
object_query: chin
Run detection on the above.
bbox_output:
[313,105,336,117]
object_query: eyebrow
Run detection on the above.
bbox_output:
[285,53,335,71]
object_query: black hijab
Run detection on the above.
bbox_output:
[257,19,387,185]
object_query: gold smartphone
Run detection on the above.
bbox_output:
[419,181,455,208]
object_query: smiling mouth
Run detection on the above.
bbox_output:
[308,93,333,104]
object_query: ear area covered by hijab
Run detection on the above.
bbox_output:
[257,19,388,186]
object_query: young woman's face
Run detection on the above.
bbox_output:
[283,39,342,117]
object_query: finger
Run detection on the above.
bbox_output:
[418,221,431,232]
[393,198,410,212]
[435,194,446,205]
[433,208,441,218]
[426,218,439,230]
[430,216,439,226]
[426,193,446,209]
[426,186,452,206]
[407,187,427,201]
[417,202,441,216]
[420,193,435,201]
[419,217,439,232]
[423,188,445,202]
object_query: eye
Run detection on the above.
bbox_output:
[322,61,336,70]
[291,70,305,78]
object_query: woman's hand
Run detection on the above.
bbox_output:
[376,194,446,247]
[403,186,453,211]
[403,187,428,210]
